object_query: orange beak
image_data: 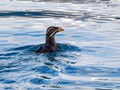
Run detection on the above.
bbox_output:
[57,27,64,32]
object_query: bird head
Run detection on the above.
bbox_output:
[46,26,64,37]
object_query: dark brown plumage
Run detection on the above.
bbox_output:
[35,26,64,53]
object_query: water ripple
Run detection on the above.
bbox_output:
[0,0,120,89]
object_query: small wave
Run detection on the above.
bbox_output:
[57,43,81,52]
[0,43,81,64]
[0,10,79,18]
[0,10,93,21]
[8,43,81,53]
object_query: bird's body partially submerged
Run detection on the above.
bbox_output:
[35,26,64,53]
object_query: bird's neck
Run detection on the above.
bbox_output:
[45,35,57,49]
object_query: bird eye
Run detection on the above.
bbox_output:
[47,28,53,33]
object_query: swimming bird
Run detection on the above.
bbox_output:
[35,26,64,53]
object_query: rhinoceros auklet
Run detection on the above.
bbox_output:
[35,26,64,53]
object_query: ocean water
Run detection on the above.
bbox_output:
[0,0,120,90]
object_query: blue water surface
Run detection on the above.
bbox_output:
[0,0,120,90]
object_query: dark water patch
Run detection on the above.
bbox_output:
[0,54,12,60]
[44,62,54,66]
[115,17,120,20]
[0,10,93,21]
[0,78,16,84]
[0,69,19,73]
[44,62,60,71]
[4,87,15,90]
[43,53,59,62]
[0,10,78,18]
[72,35,82,38]
[3,80,16,84]
[40,75,51,79]
[30,78,46,85]
[0,57,5,60]
[32,65,58,76]
[0,64,17,70]
[0,61,24,74]
[57,79,75,85]
[96,88,113,90]
[0,53,4,56]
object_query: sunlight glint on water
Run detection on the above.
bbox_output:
[0,0,120,90]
